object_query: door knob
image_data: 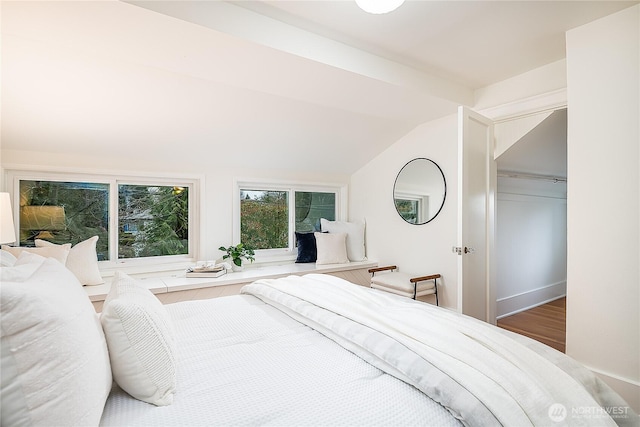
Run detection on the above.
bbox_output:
[453,246,476,255]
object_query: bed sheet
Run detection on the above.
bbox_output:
[100,294,461,426]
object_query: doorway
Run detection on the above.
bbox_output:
[494,108,568,320]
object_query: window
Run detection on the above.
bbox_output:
[19,180,110,258]
[10,170,198,268]
[236,182,345,257]
[394,198,421,224]
[118,184,189,259]
[240,190,288,250]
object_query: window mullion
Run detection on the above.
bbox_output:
[110,180,119,263]
[288,188,296,251]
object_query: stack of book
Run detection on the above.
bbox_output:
[186,265,227,278]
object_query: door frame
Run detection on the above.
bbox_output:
[477,89,568,324]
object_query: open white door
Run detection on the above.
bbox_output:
[456,106,496,323]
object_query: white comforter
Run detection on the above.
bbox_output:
[242,274,636,427]
[101,289,461,426]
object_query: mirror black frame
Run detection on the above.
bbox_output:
[393,158,447,225]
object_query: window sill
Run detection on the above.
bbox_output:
[85,260,378,302]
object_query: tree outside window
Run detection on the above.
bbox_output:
[240,188,336,251]
[240,190,288,249]
[18,179,190,261]
[19,180,110,259]
[119,185,189,258]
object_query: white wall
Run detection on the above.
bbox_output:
[349,114,459,309]
[566,4,640,412]
[496,177,567,318]
[0,148,350,262]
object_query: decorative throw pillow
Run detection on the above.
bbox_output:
[1,244,70,266]
[314,232,349,265]
[36,236,104,285]
[101,271,177,406]
[1,258,112,426]
[320,219,366,261]
[295,232,317,263]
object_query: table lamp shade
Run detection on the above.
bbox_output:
[0,192,17,245]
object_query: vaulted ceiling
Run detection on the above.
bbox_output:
[1,1,635,174]
[497,109,567,178]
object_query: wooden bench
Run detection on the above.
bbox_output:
[369,265,440,305]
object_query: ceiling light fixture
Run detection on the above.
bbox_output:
[355,0,405,14]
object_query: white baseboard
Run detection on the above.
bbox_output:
[589,367,640,414]
[496,281,566,319]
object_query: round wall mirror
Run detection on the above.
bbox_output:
[393,158,446,225]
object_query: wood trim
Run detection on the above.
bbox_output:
[368,265,397,274]
[410,274,440,283]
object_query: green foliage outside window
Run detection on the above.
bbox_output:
[240,189,336,250]
[395,199,419,224]
[18,180,189,260]
[19,180,110,259]
[240,190,288,249]
[119,185,188,258]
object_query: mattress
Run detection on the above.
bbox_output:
[100,293,461,426]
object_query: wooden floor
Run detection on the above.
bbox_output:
[497,297,566,353]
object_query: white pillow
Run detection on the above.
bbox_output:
[0,252,47,282]
[1,258,112,426]
[14,251,47,265]
[314,232,349,265]
[0,249,17,267]
[1,244,70,265]
[320,219,366,261]
[101,271,177,406]
[36,236,104,286]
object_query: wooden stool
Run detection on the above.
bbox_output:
[368,266,440,305]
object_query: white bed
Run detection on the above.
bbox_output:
[1,254,637,427]
[102,274,637,427]
[101,291,459,426]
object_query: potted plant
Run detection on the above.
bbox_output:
[218,243,255,271]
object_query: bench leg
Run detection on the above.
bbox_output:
[434,278,438,306]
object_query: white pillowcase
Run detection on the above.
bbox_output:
[314,232,349,265]
[36,236,104,286]
[1,258,112,426]
[1,244,70,265]
[320,219,366,261]
[101,271,177,406]
[0,249,17,267]
[0,252,47,282]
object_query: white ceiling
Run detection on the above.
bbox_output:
[231,0,632,88]
[1,1,636,174]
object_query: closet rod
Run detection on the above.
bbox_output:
[498,171,567,183]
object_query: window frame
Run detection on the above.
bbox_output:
[6,167,202,275]
[233,179,347,263]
